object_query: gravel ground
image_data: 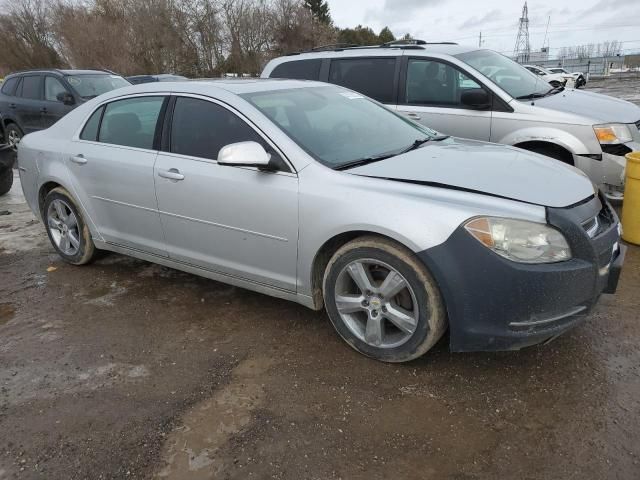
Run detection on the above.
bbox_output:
[1,79,639,480]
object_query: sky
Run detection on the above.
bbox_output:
[326,0,640,57]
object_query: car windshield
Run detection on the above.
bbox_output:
[241,86,438,169]
[65,74,130,99]
[455,49,550,99]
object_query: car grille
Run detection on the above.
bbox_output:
[582,196,616,238]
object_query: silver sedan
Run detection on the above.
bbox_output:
[17,80,623,362]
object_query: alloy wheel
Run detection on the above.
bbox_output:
[47,199,81,256]
[334,259,420,349]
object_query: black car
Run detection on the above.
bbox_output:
[0,113,15,196]
[126,74,188,85]
[0,69,130,148]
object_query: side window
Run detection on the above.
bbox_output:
[170,97,288,170]
[19,76,42,100]
[80,106,104,141]
[98,96,164,149]
[45,77,69,102]
[270,60,322,80]
[406,59,482,107]
[328,58,397,103]
[1,77,19,95]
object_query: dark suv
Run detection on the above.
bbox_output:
[0,112,15,195]
[0,69,130,149]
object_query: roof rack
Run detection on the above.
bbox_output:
[9,68,65,76]
[285,39,458,56]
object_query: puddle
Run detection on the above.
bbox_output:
[0,303,16,325]
[157,356,276,479]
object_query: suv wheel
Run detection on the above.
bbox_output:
[0,168,13,196]
[323,236,447,363]
[43,187,97,265]
[5,124,23,152]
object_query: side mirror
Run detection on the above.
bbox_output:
[218,141,272,169]
[56,92,75,106]
[460,88,491,110]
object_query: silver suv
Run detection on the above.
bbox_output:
[18,80,624,362]
[262,41,640,200]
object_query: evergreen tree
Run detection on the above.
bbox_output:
[304,0,332,25]
[378,27,395,44]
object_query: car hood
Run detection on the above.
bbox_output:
[348,138,595,208]
[531,88,640,123]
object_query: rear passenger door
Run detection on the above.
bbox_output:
[154,95,299,292]
[327,57,399,105]
[67,95,168,256]
[13,75,45,133]
[396,57,492,141]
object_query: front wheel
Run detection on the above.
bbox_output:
[323,236,447,363]
[0,168,13,196]
[43,187,97,265]
[5,123,23,152]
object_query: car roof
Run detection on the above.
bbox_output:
[97,78,329,100]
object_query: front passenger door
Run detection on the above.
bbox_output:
[42,76,75,128]
[154,96,299,291]
[397,58,492,141]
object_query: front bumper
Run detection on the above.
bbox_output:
[418,195,624,352]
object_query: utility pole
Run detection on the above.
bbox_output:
[479,31,482,48]
[513,2,531,63]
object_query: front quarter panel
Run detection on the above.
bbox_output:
[296,163,547,297]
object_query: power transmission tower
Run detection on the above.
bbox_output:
[513,2,530,63]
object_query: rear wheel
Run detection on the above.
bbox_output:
[43,187,97,265]
[323,236,447,363]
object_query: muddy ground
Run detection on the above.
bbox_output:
[1,80,639,480]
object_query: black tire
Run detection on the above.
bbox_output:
[323,236,447,363]
[0,168,12,196]
[549,80,561,88]
[576,76,586,88]
[43,187,97,265]
[519,143,574,166]
[5,123,23,152]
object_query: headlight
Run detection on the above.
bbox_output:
[464,217,572,263]
[593,124,633,144]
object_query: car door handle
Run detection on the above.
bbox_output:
[406,112,421,120]
[158,168,184,181]
[40,107,48,113]
[8,103,16,109]
[70,154,87,165]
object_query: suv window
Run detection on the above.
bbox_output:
[170,97,286,169]
[1,77,19,95]
[328,58,396,103]
[80,106,104,141]
[19,76,42,100]
[45,77,69,102]
[405,59,481,106]
[98,96,164,149]
[270,60,322,80]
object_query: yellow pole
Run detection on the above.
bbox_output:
[621,152,640,245]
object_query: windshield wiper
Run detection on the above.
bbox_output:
[516,92,547,100]
[333,153,397,171]
[545,85,565,96]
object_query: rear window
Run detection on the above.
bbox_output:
[328,58,397,103]
[19,76,42,100]
[270,60,322,80]
[80,106,104,141]
[98,96,164,149]
[1,77,19,95]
